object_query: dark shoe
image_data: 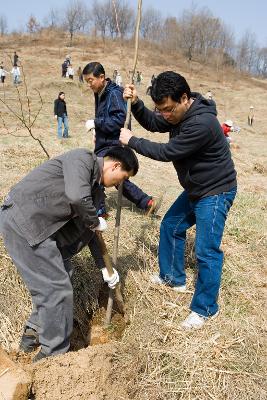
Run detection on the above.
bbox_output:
[145,196,163,216]
[19,326,39,353]
[32,350,48,363]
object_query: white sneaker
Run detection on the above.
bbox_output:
[150,274,186,292]
[172,285,187,293]
[181,311,219,330]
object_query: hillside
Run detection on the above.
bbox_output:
[0,32,266,399]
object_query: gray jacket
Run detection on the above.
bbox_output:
[2,149,104,247]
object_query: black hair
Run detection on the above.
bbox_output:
[151,71,191,104]
[82,62,105,77]
[105,146,139,176]
[58,91,65,99]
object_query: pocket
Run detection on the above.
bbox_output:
[223,189,236,212]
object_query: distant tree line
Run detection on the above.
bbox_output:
[0,1,267,78]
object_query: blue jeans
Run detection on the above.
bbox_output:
[158,188,237,317]
[57,114,68,138]
[13,75,20,84]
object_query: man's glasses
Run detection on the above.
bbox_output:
[155,103,178,115]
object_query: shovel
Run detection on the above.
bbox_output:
[95,231,126,326]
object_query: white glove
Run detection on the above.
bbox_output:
[85,119,95,132]
[91,217,107,232]
[101,267,119,289]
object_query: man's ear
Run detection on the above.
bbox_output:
[112,161,121,171]
[181,93,188,103]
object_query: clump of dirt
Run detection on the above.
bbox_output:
[31,344,129,400]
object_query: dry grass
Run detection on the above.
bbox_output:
[0,33,266,399]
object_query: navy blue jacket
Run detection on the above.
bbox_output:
[94,79,127,154]
[129,93,237,200]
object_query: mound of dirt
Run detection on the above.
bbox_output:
[31,344,129,400]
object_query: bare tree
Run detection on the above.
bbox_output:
[236,31,258,73]
[108,0,135,39]
[92,0,110,41]
[161,17,181,51]
[64,0,90,45]
[0,63,49,159]
[43,8,60,29]
[0,15,8,36]
[255,47,267,77]
[179,7,200,60]
[26,15,41,34]
[140,6,162,41]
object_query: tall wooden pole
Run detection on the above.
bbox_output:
[105,0,143,326]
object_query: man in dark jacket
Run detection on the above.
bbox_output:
[82,62,157,216]
[0,146,138,361]
[120,71,237,329]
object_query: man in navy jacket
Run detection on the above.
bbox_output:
[83,62,157,215]
[120,71,237,329]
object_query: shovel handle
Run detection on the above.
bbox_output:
[96,232,125,324]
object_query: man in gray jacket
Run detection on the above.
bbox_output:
[0,146,138,362]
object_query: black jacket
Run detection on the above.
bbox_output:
[94,79,127,154]
[129,93,237,200]
[54,98,67,117]
[2,149,104,246]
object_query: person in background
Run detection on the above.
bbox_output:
[83,61,158,217]
[205,90,213,100]
[248,106,254,126]
[221,119,234,144]
[13,52,19,66]
[77,66,83,83]
[136,71,142,86]
[67,64,74,80]
[112,69,118,82]
[115,71,122,87]
[54,92,69,139]
[11,64,20,85]
[0,65,9,84]
[62,60,68,78]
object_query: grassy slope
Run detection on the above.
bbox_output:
[0,32,266,399]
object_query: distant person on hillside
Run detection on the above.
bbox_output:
[62,61,68,78]
[82,61,158,217]
[0,146,138,361]
[13,52,19,66]
[65,55,71,66]
[146,74,156,95]
[136,71,142,86]
[248,106,254,126]
[0,65,9,84]
[11,64,20,85]
[205,90,213,100]
[77,66,83,83]
[67,64,74,80]
[221,120,234,144]
[120,71,237,330]
[112,69,118,82]
[115,71,122,86]
[54,92,69,139]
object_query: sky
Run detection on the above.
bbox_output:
[2,0,267,47]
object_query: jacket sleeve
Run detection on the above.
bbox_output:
[62,152,100,229]
[94,91,126,135]
[54,100,58,116]
[128,121,213,161]
[131,99,171,133]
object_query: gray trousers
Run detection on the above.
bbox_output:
[0,206,105,356]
